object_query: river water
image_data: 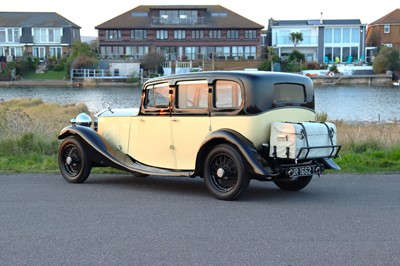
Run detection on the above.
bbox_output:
[1,85,399,122]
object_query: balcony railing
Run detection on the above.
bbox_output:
[275,36,318,46]
[151,16,206,26]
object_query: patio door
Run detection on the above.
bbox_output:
[33,47,46,59]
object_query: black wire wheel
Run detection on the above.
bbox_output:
[58,137,92,183]
[204,144,250,200]
[273,175,312,191]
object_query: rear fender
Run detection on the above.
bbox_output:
[319,158,341,171]
[196,129,272,177]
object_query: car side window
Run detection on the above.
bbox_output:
[214,80,242,109]
[175,80,208,110]
[144,83,170,110]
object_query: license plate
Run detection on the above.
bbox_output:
[289,165,314,177]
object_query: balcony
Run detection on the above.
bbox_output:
[151,16,206,26]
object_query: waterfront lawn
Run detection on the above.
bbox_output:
[22,70,67,80]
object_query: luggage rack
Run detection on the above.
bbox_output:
[294,144,342,161]
[294,122,342,161]
[272,144,342,162]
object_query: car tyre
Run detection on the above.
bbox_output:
[58,136,92,183]
[273,175,312,191]
[204,144,249,200]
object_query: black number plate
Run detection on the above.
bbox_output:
[289,166,314,177]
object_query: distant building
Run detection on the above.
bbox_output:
[267,18,367,64]
[0,12,81,60]
[95,5,264,61]
[365,9,400,62]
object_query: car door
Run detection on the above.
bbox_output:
[129,82,175,169]
[170,80,211,170]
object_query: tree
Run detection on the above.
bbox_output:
[66,41,98,77]
[289,32,303,48]
[372,46,400,74]
[140,51,165,75]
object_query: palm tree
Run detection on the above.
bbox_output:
[289,32,303,48]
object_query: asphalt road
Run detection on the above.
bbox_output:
[1,173,399,266]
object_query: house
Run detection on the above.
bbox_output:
[365,9,400,62]
[0,12,81,61]
[95,5,264,62]
[267,18,367,64]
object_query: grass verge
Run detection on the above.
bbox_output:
[1,98,400,174]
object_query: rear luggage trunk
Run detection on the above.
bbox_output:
[269,122,340,160]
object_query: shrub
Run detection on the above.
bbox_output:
[306,61,320,70]
[288,50,305,62]
[258,60,272,71]
[373,46,400,74]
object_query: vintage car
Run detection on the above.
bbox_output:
[58,71,341,200]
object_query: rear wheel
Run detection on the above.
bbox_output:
[204,144,249,200]
[273,175,312,191]
[58,137,92,183]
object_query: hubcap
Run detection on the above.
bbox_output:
[66,156,72,165]
[216,168,225,178]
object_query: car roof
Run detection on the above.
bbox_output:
[143,70,311,88]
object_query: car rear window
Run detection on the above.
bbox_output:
[273,83,306,103]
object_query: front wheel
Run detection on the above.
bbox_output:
[203,144,250,200]
[58,137,92,183]
[273,175,312,191]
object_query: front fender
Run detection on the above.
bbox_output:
[58,125,133,171]
[197,129,271,177]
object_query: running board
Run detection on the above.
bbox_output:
[122,156,194,177]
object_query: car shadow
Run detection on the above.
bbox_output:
[83,173,332,202]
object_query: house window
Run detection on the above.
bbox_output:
[192,30,203,39]
[33,47,46,59]
[174,30,186,40]
[227,30,239,39]
[50,47,62,58]
[131,30,147,39]
[9,47,23,57]
[33,28,62,43]
[351,28,359,43]
[245,30,257,39]
[324,28,332,44]
[209,30,221,39]
[100,46,123,58]
[0,28,20,43]
[106,30,121,40]
[156,30,169,40]
[244,46,256,59]
[384,24,390,33]
[126,46,149,59]
[232,46,244,58]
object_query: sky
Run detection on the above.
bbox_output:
[1,0,399,36]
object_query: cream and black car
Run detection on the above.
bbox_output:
[58,71,341,200]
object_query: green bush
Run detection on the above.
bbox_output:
[373,46,400,74]
[288,50,305,62]
[258,60,272,71]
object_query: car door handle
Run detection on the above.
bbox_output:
[171,118,178,122]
